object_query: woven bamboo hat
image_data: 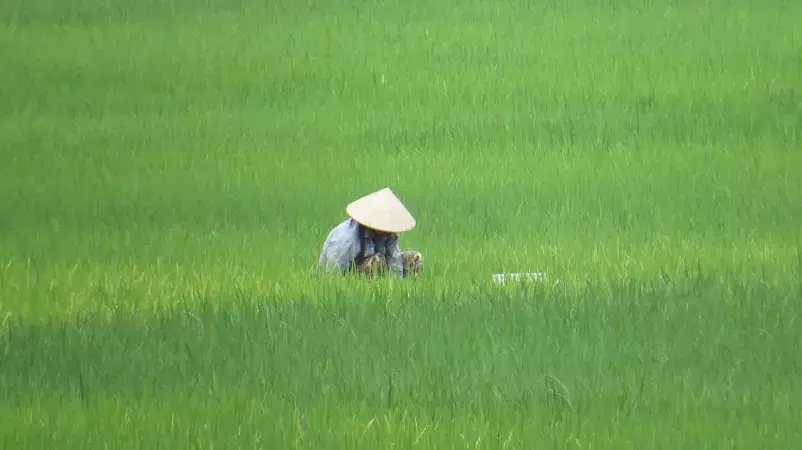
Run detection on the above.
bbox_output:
[346,187,416,233]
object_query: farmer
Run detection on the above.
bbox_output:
[318,187,423,277]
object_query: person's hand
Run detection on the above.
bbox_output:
[358,253,388,276]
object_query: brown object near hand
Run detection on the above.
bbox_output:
[403,251,423,276]
[356,251,423,277]
[357,253,389,276]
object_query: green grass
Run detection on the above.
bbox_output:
[1,0,801,447]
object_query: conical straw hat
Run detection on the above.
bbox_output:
[346,187,416,233]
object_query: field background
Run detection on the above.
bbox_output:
[1,0,801,448]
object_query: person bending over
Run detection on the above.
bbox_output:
[318,187,423,277]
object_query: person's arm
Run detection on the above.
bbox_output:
[385,235,406,277]
[318,220,361,273]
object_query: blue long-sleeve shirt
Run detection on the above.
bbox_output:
[318,218,406,276]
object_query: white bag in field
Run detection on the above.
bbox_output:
[491,272,547,284]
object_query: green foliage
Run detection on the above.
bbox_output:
[1,0,801,447]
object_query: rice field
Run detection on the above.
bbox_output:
[1,0,801,447]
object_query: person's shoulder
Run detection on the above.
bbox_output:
[325,218,359,240]
[331,218,358,232]
[338,217,356,228]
